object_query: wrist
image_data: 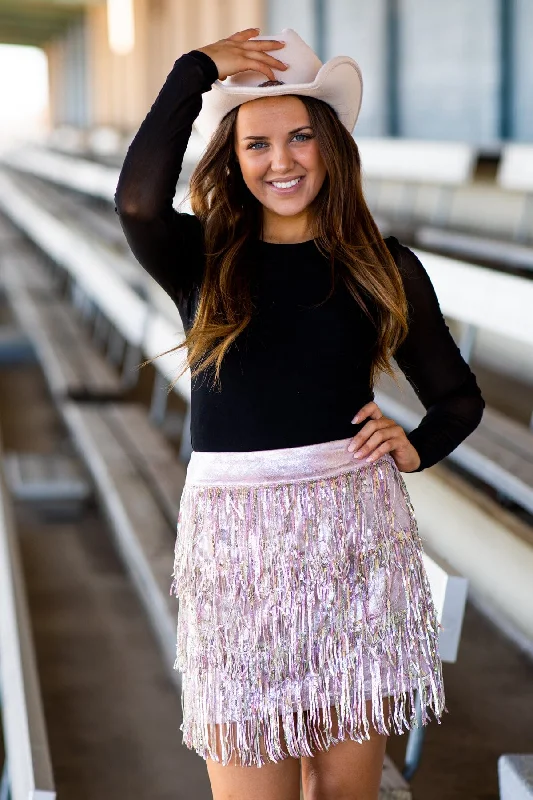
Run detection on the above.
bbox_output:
[404,446,421,473]
[187,49,219,86]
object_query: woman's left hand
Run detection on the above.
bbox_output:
[347,401,421,473]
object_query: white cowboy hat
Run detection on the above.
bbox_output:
[194,28,363,142]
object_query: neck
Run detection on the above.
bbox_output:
[261,208,314,244]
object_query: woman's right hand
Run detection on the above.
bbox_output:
[197,28,287,82]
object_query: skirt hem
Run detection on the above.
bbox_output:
[176,667,448,767]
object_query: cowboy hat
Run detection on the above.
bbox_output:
[194,28,363,142]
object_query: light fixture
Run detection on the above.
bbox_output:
[107,0,135,55]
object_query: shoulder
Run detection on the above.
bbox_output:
[383,235,420,271]
[382,236,443,326]
[383,235,432,287]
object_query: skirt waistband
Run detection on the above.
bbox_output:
[185,436,388,487]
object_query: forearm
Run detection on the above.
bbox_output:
[406,377,485,471]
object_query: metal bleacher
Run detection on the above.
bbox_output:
[361,138,533,273]
[0,425,56,800]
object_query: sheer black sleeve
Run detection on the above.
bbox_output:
[386,237,485,472]
[114,50,218,305]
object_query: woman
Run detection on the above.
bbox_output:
[115,27,484,800]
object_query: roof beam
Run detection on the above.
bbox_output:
[0,2,85,46]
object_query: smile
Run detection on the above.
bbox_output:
[267,176,305,191]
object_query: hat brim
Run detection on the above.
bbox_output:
[194,56,363,142]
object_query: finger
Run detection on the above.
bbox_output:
[349,424,401,457]
[240,50,288,71]
[352,429,398,460]
[237,57,280,81]
[240,38,286,51]
[351,402,383,424]
[347,418,395,451]
[365,440,395,463]
[227,28,261,41]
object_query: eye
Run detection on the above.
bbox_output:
[247,141,268,150]
[292,133,312,143]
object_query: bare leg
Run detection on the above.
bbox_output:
[301,698,389,800]
[205,716,301,800]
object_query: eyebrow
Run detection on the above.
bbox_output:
[242,125,313,141]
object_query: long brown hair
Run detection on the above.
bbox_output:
[153,95,408,391]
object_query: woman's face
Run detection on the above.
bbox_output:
[234,95,327,220]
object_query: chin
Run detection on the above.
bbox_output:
[263,199,312,217]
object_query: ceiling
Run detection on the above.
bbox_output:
[0,0,104,47]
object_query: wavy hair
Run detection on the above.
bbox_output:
[154,95,408,392]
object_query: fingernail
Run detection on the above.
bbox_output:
[351,416,359,424]
[353,450,363,458]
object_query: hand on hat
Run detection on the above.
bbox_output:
[197,28,288,82]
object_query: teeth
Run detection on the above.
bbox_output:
[271,177,302,189]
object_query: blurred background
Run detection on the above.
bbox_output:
[0,3,532,800]
[2,0,533,145]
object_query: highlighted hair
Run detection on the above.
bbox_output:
[153,96,408,392]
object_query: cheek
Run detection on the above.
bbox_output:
[237,155,268,195]
[304,143,326,178]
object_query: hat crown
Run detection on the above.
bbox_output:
[195,28,363,142]
[222,28,323,88]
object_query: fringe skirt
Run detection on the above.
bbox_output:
[170,436,446,767]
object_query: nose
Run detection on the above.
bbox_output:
[270,143,295,174]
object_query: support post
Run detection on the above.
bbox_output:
[459,323,477,364]
[107,328,126,366]
[150,372,169,426]
[314,0,326,62]
[121,343,142,389]
[402,689,425,780]
[179,404,192,463]
[0,762,9,800]
[386,0,400,137]
[92,310,110,349]
[499,0,514,141]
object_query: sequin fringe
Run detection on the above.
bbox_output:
[171,452,446,767]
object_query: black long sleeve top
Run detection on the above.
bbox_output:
[114,50,485,471]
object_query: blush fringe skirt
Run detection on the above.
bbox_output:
[170,436,446,767]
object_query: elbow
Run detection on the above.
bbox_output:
[114,180,157,222]
[474,390,486,429]
[114,191,133,218]
[458,371,485,434]
[114,193,152,222]
[469,394,485,433]
[459,384,485,437]
[470,372,485,427]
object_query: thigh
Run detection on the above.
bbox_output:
[205,717,301,800]
[301,698,389,800]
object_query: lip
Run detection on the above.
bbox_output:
[266,175,305,195]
